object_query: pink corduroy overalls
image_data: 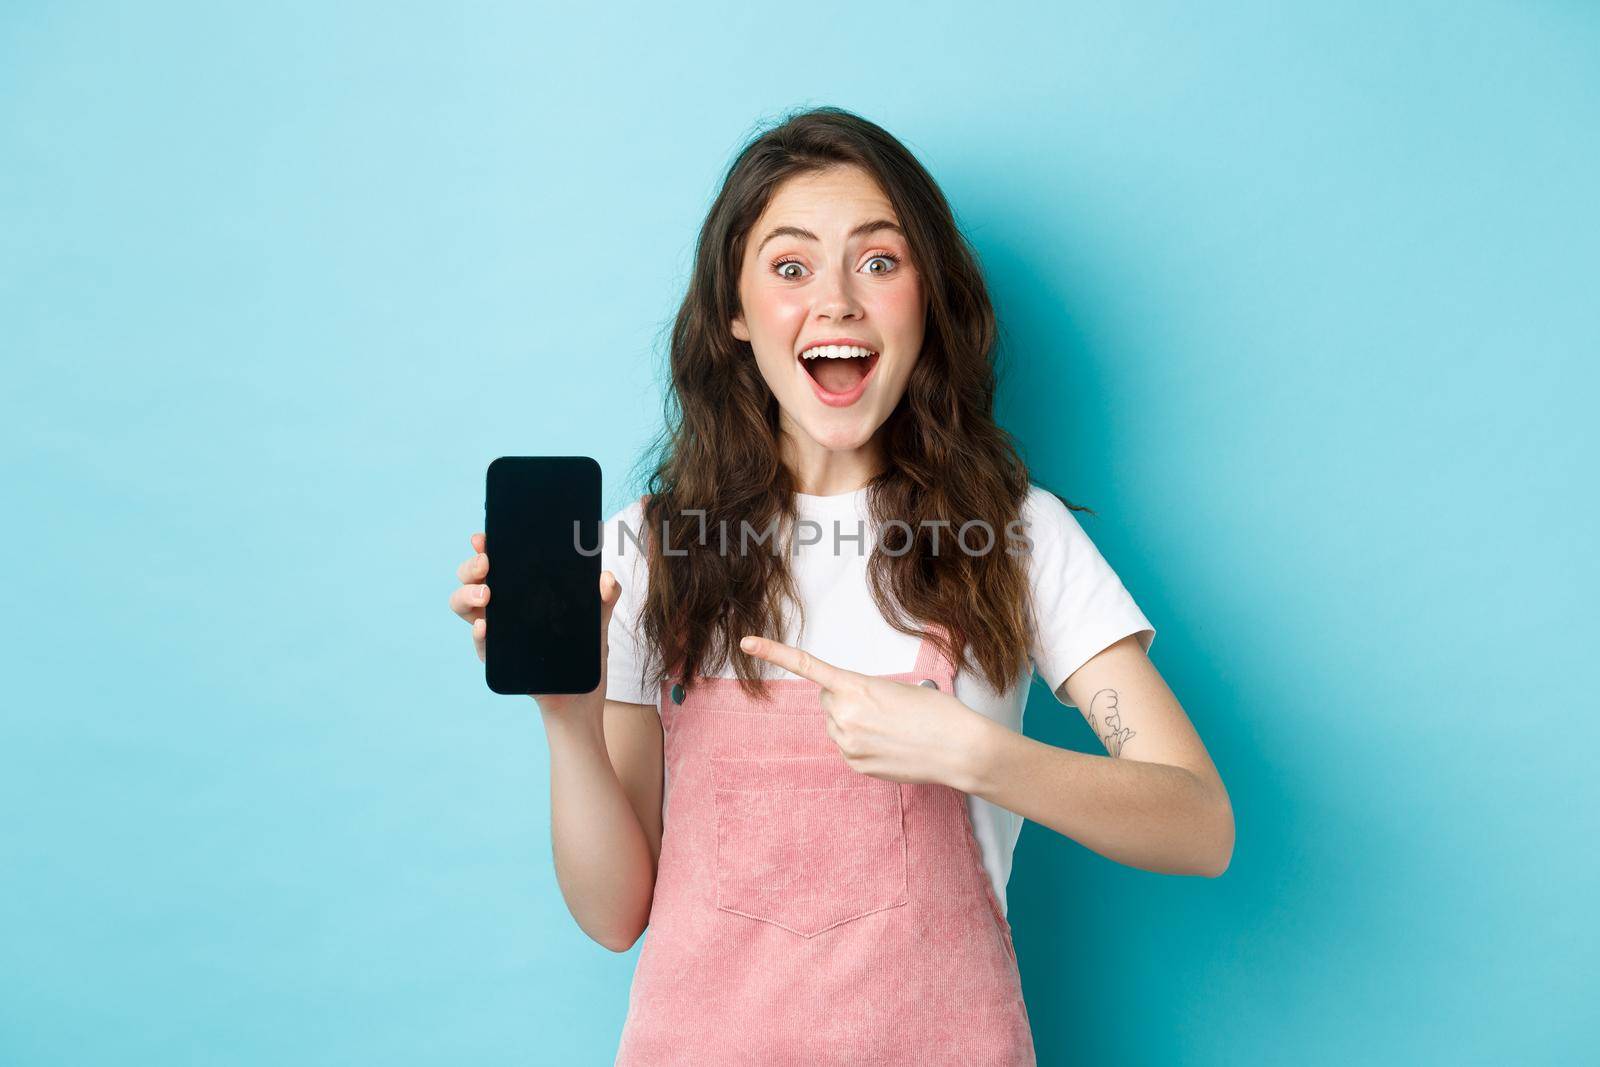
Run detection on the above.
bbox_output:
[613,608,1037,1065]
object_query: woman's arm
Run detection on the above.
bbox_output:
[960,634,1234,877]
[542,697,664,952]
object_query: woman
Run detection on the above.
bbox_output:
[450,106,1233,1065]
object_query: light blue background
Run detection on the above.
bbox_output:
[4,2,1595,1064]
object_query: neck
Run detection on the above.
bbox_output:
[778,425,886,497]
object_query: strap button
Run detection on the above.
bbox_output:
[670,682,686,704]
[917,678,939,690]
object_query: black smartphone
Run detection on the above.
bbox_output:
[484,456,602,695]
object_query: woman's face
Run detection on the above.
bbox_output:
[732,164,926,457]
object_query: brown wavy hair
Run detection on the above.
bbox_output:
[632,105,1083,700]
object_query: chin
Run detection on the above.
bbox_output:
[798,416,879,452]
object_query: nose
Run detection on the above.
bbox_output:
[813,266,863,322]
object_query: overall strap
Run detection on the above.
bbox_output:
[911,621,960,684]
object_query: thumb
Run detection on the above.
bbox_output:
[599,570,622,632]
[595,571,622,692]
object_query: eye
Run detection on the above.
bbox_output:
[863,252,901,276]
[772,256,808,280]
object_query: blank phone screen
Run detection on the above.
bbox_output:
[484,456,601,695]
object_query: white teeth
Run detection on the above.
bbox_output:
[800,344,877,360]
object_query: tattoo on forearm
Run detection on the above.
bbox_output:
[1086,688,1136,757]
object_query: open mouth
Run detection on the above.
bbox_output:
[798,343,881,407]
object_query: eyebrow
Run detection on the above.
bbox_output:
[755,218,904,255]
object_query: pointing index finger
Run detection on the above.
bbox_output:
[740,636,851,689]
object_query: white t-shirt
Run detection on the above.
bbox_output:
[599,483,1155,916]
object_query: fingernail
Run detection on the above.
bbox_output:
[478,587,488,603]
[740,636,755,651]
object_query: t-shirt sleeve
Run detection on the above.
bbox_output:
[599,498,655,706]
[1022,486,1156,706]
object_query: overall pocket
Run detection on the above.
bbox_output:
[711,754,909,938]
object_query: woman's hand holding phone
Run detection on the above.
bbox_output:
[450,531,622,719]
[454,529,658,950]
